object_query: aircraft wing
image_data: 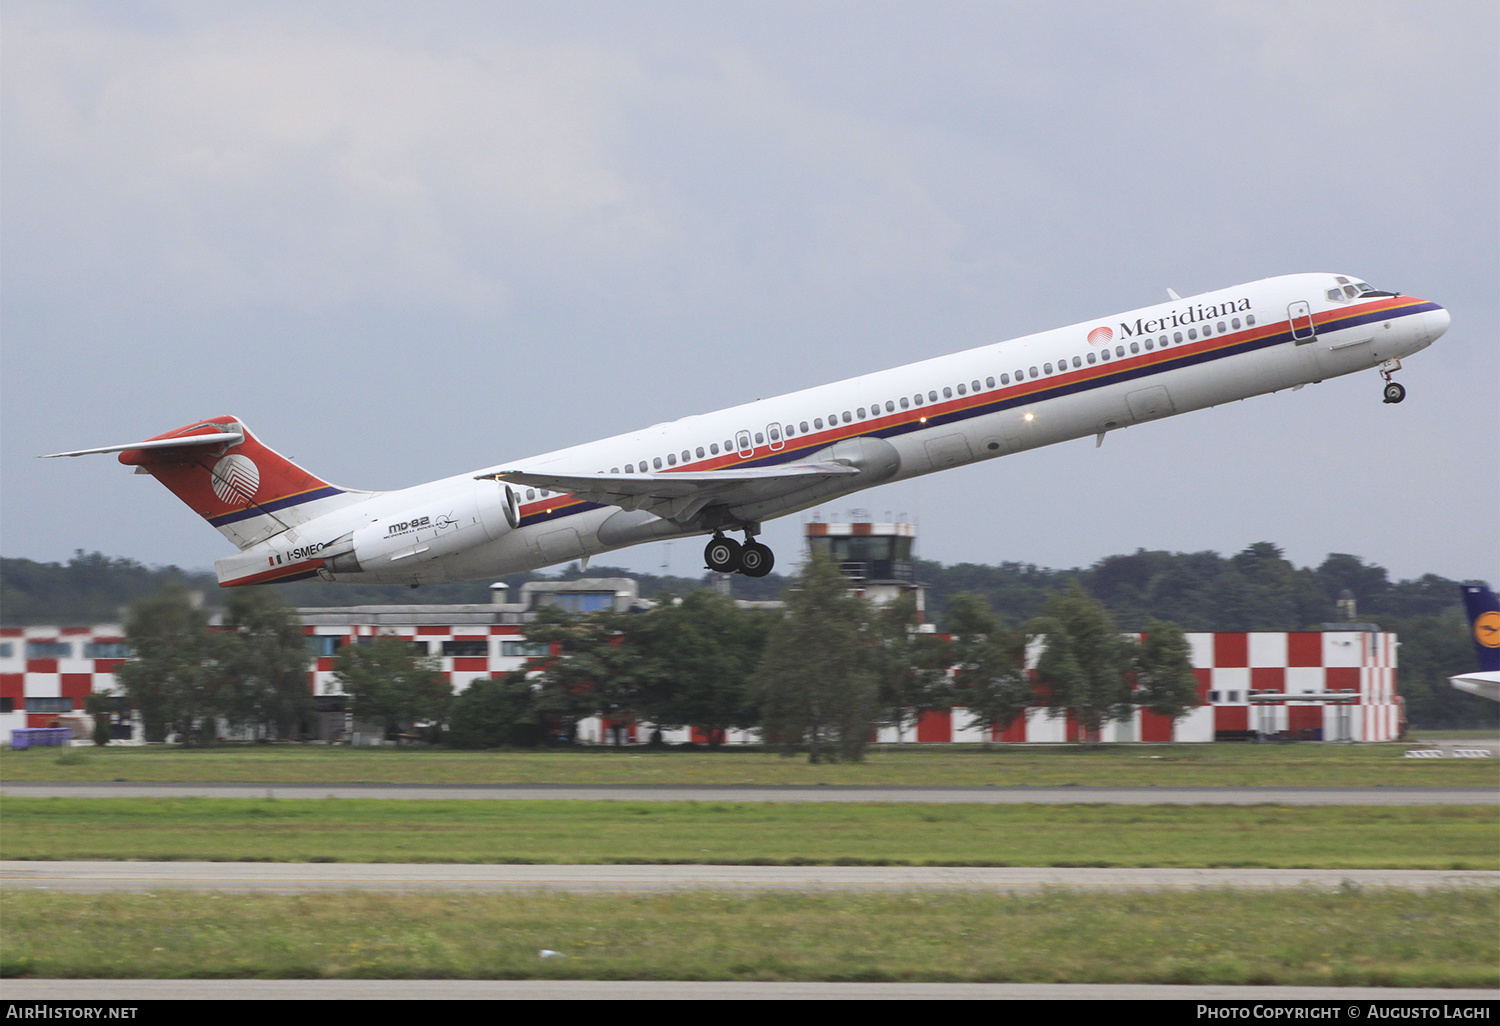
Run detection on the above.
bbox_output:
[479,462,858,524]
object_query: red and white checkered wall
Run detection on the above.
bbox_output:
[2,625,1401,743]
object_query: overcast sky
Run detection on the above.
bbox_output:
[3,0,1496,588]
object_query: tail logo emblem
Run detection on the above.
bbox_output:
[1475,611,1500,649]
[211,454,260,505]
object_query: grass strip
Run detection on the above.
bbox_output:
[2,888,1494,986]
[8,742,1498,788]
[3,799,1495,869]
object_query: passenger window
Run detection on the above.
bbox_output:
[799,422,808,433]
[842,412,852,424]
[856,408,866,420]
[696,447,705,458]
[814,418,824,429]
[736,431,753,456]
[710,443,719,455]
[956,384,966,396]
[1158,335,1167,347]
[929,391,938,402]
[754,432,764,444]
[1072,356,1081,368]
[526,489,536,499]
[913,394,923,406]
[1174,332,1183,343]
[1231,318,1240,330]
[610,468,619,474]
[985,376,995,388]
[622,467,632,475]
[1217,321,1226,332]
[885,401,895,413]
[768,426,780,441]
[667,453,677,466]
[1144,339,1153,350]
[943,386,953,398]
[638,462,648,473]
[1001,373,1011,384]
[1099,350,1110,361]
[1029,366,1038,378]
[1202,324,1211,337]
[1187,329,1197,340]
[1246,314,1256,326]
[653,457,663,470]
[1114,346,1124,357]
[899,398,909,409]
[784,424,793,437]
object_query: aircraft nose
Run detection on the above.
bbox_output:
[1425,304,1451,341]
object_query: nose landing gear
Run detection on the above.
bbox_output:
[1380,359,1406,404]
[704,532,775,578]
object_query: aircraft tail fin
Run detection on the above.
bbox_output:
[1460,584,1500,673]
[43,416,370,551]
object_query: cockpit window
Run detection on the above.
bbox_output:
[1350,281,1397,298]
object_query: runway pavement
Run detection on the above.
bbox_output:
[5,861,1496,894]
[4,782,1496,803]
[4,979,1498,1000]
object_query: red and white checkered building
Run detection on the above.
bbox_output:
[890,629,1401,744]
[2,616,1401,744]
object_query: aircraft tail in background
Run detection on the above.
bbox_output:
[1452,584,1500,702]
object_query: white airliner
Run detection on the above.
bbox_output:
[45,273,1449,588]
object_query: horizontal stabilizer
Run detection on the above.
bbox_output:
[40,430,244,459]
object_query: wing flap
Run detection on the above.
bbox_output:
[479,463,859,523]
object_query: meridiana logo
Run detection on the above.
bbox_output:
[1475,611,1500,649]
[211,453,260,505]
[1087,326,1113,346]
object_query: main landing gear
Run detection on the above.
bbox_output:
[704,532,775,578]
[1380,359,1406,404]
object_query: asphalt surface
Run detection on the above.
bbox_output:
[5,861,1496,894]
[3,979,1497,1000]
[4,782,1496,803]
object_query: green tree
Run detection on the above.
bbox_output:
[756,552,877,763]
[114,585,223,744]
[1030,583,1134,741]
[869,594,951,745]
[524,606,646,741]
[331,635,450,743]
[1133,618,1201,723]
[945,592,1031,743]
[631,591,770,744]
[219,589,313,740]
[447,672,551,748]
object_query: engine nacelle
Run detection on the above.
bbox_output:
[326,480,518,574]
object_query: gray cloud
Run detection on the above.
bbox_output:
[4,0,1495,584]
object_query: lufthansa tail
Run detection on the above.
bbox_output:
[42,416,371,551]
[1452,584,1500,702]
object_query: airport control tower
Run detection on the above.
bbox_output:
[805,518,926,619]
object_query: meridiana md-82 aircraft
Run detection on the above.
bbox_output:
[45,273,1449,588]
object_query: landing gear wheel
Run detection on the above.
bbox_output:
[1383,381,1406,404]
[704,536,742,574]
[739,541,775,578]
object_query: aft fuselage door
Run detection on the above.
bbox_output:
[1289,300,1316,342]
